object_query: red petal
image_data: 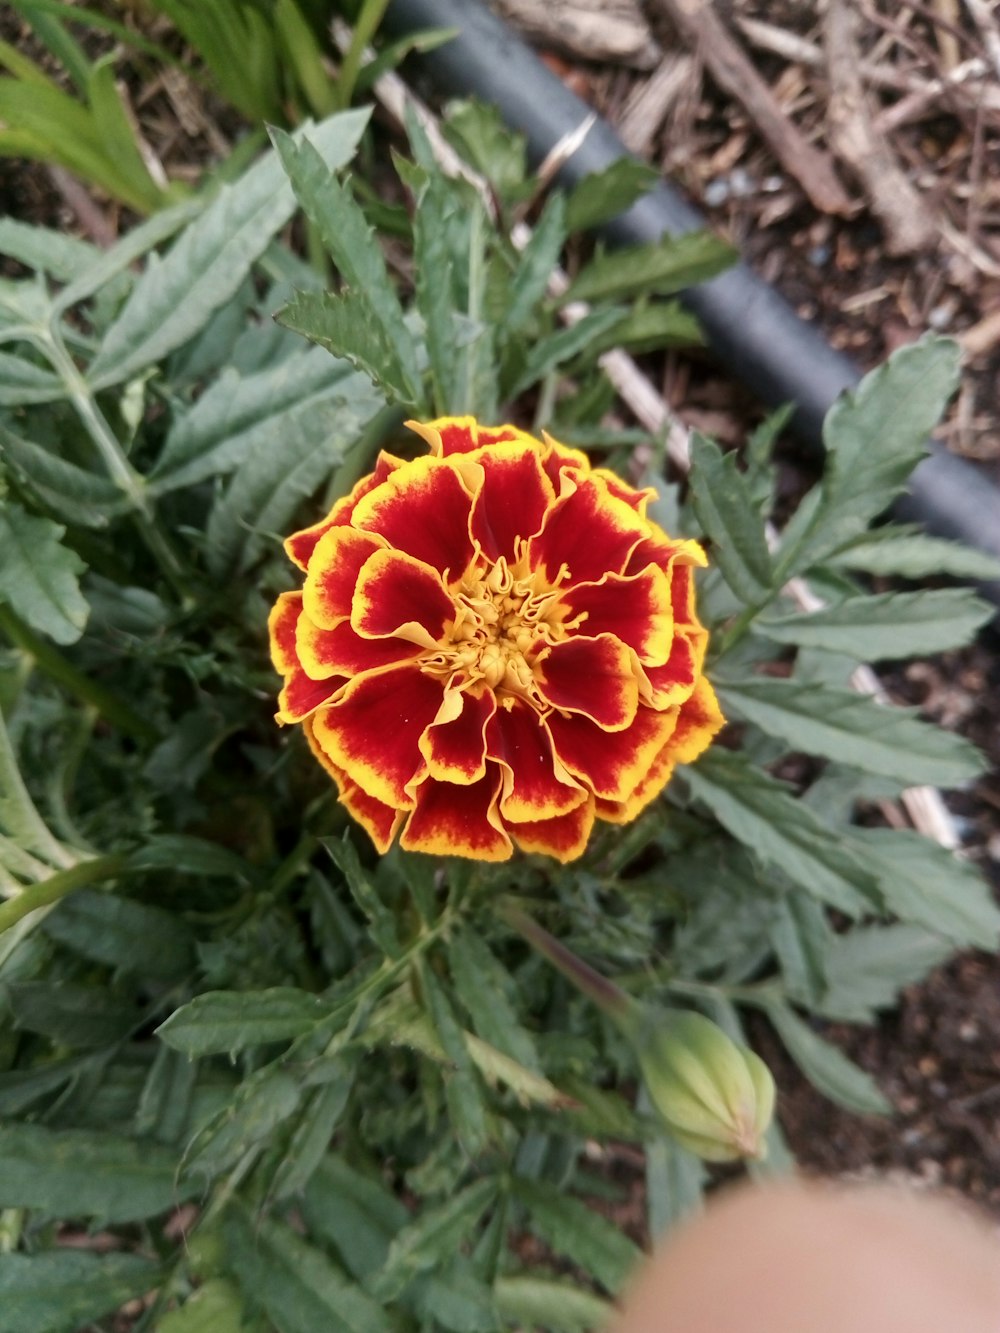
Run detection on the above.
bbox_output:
[487,700,586,821]
[508,795,595,863]
[302,528,385,628]
[285,452,404,571]
[352,548,454,646]
[536,633,639,730]
[297,615,423,679]
[401,768,512,860]
[407,416,527,458]
[539,432,590,495]
[419,686,497,783]
[311,664,443,808]
[594,733,678,825]
[303,718,403,853]
[625,535,707,617]
[561,565,673,665]
[529,474,650,587]
[270,592,341,722]
[639,632,699,709]
[471,443,555,561]
[592,466,655,515]
[547,703,679,802]
[352,455,475,582]
[669,676,726,765]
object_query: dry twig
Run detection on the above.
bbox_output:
[618,52,697,155]
[824,0,938,254]
[651,0,852,214]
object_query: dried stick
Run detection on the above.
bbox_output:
[618,52,697,155]
[651,0,852,214]
[336,27,960,852]
[962,0,1000,83]
[824,0,938,254]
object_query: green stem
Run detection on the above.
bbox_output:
[336,0,392,108]
[0,701,76,868]
[500,902,633,1028]
[0,853,126,935]
[0,604,161,744]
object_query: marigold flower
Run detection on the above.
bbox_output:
[269,417,724,863]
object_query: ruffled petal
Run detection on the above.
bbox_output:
[401,768,512,860]
[303,717,403,853]
[508,795,596,863]
[419,685,497,784]
[560,565,673,666]
[302,528,385,629]
[669,676,726,765]
[469,443,555,561]
[352,548,454,647]
[296,615,423,680]
[285,451,404,571]
[547,703,679,802]
[351,455,476,582]
[311,664,443,808]
[592,466,656,516]
[539,432,590,494]
[487,700,586,821]
[529,473,650,587]
[638,631,699,710]
[407,416,526,458]
[269,592,341,722]
[535,633,639,731]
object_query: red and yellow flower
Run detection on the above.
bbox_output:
[269,418,724,862]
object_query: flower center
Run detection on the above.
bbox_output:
[424,553,568,705]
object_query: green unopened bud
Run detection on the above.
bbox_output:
[635,1009,775,1162]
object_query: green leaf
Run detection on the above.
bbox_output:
[156,1279,245,1333]
[688,433,773,604]
[157,988,331,1057]
[269,1058,359,1200]
[42,889,195,982]
[507,306,625,398]
[375,1177,499,1300]
[588,299,702,355]
[716,677,985,787]
[272,127,421,401]
[0,1123,194,1224]
[448,928,541,1071]
[830,530,1000,582]
[303,1155,408,1281]
[0,424,127,527]
[0,1250,161,1333]
[0,349,61,405]
[442,98,526,200]
[183,1069,302,1181]
[412,168,461,411]
[494,1276,614,1332]
[563,230,736,304]
[3,980,134,1048]
[0,215,101,280]
[764,1001,891,1115]
[756,588,994,659]
[644,1128,706,1241]
[512,1179,642,1294]
[818,924,952,1023]
[276,289,420,404]
[87,110,371,389]
[224,1207,395,1333]
[564,159,660,232]
[776,337,962,578]
[420,961,490,1156]
[852,827,1000,949]
[0,501,88,644]
[504,193,567,335]
[128,834,256,882]
[323,834,401,956]
[683,748,879,914]
[770,894,831,1007]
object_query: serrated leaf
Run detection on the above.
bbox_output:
[157,988,331,1057]
[716,677,984,787]
[276,288,418,403]
[374,1177,498,1300]
[269,1057,359,1200]
[0,349,61,405]
[494,1277,614,1332]
[3,980,134,1047]
[852,826,1000,948]
[128,833,256,881]
[0,501,88,643]
[831,531,1000,582]
[770,894,831,1007]
[224,1207,394,1333]
[0,1250,161,1333]
[448,928,541,1071]
[0,424,128,527]
[507,306,625,397]
[776,337,962,578]
[183,1069,302,1181]
[563,229,736,304]
[688,433,773,604]
[818,924,952,1023]
[0,1055,92,1116]
[420,961,489,1156]
[323,834,401,956]
[303,1155,409,1281]
[588,299,702,355]
[505,193,566,334]
[0,215,101,280]
[43,889,195,982]
[764,1001,891,1115]
[87,110,370,388]
[513,1179,641,1294]
[0,1123,194,1224]
[413,168,460,411]
[683,748,879,914]
[564,159,660,232]
[272,127,421,401]
[756,587,993,659]
[442,98,526,199]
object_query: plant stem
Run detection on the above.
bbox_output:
[0,700,77,868]
[336,0,392,108]
[0,852,126,936]
[0,604,161,744]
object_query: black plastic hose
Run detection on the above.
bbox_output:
[383,0,1000,608]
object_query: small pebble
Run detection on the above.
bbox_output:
[704,178,729,206]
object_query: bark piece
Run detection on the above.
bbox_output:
[492,0,662,69]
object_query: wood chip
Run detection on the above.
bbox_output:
[618,52,697,155]
[492,0,662,69]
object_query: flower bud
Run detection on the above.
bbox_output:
[635,1008,775,1162]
